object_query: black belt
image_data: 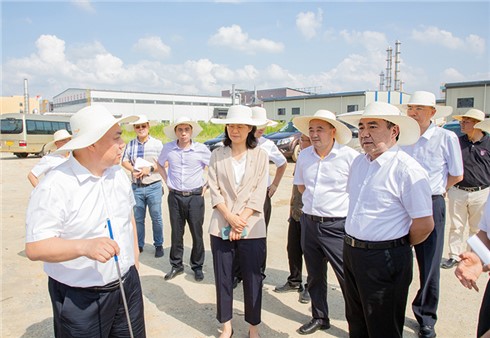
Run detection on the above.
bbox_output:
[132,180,160,187]
[454,185,489,192]
[305,214,346,223]
[169,187,203,196]
[84,268,131,292]
[344,234,410,250]
[432,194,443,200]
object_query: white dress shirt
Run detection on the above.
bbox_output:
[30,153,69,178]
[401,123,463,195]
[293,142,359,218]
[26,156,136,287]
[479,194,490,238]
[258,137,287,186]
[346,146,433,241]
[158,140,211,191]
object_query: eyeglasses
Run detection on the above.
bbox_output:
[134,124,148,130]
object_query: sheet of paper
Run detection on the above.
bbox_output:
[134,157,154,170]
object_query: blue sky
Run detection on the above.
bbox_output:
[2,1,489,101]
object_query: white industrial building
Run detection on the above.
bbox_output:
[52,88,232,122]
[262,90,411,122]
[444,80,490,119]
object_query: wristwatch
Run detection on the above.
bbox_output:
[150,166,155,173]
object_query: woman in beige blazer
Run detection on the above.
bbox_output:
[209,105,269,338]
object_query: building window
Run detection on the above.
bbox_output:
[278,108,286,115]
[292,107,300,115]
[457,98,474,108]
[135,99,155,104]
[347,104,359,112]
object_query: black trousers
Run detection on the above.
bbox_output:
[168,191,205,271]
[234,193,271,280]
[478,279,490,337]
[286,217,304,286]
[344,242,413,338]
[211,235,266,325]
[301,215,346,322]
[412,195,445,327]
[48,266,146,338]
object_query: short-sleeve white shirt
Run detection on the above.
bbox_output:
[30,153,69,178]
[401,123,463,195]
[26,156,136,288]
[479,194,490,239]
[258,137,287,187]
[293,142,359,217]
[346,146,433,241]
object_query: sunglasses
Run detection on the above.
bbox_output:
[134,124,148,130]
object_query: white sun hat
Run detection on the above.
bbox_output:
[251,107,278,128]
[397,91,453,119]
[474,119,490,134]
[129,114,158,127]
[292,109,353,145]
[45,129,72,152]
[164,116,203,140]
[338,101,420,146]
[210,105,264,126]
[56,105,138,153]
[452,109,485,122]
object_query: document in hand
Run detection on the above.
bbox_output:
[133,157,154,171]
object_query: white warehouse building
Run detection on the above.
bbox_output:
[52,88,232,122]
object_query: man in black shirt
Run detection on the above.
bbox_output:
[442,109,490,269]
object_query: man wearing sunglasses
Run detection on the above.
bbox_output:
[122,115,165,258]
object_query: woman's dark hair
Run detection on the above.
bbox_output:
[223,125,258,149]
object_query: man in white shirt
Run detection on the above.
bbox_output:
[158,117,211,282]
[122,115,164,258]
[339,102,434,338]
[292,110,358,335]
[27,129,71,187]
[399,91,464,338]
[25,106,146,337]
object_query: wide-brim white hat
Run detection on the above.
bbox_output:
[56,105,138,153]
[129,114,158,127]
[164,116,203,140]
[45,129,72,152]
[474,119,490,134]
[397,90,453,119]
[453,109,485,122]
[292,109,352,145]
[210,105,264,126]
[338,101,420,146]
[251,107,278,128]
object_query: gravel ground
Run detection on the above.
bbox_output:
[1,153,484,337]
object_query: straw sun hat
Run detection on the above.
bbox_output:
[57,105,138,152]
[45,129,72,152]
[164,116,203,140]
[292,109,353,145]
[338,101,420,146]
[210,105,266,126]
[397,91,453,119]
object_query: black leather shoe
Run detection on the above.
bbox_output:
[274,282,303,293]
[155,246,164,258]
[138,246,143,253]
[299,287,310,304]
[297,318,330,335]
[164,267,184,281]
[232,277,241,289]
[419,325,436,338]
[194,269,204,282]
[441,258,458,269]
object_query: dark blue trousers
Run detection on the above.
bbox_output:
[412,195,445,327]
[478,279,490,337]
[48,266,145,338]
[211,235,266,325]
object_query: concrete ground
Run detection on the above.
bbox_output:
[1,153,484,337]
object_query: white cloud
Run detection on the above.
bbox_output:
[411,26,485,55]
[133,36,171,59]
[208,24,284,54]
[71,0,95,13]
[296,9,323,40]
[339,30,388,52]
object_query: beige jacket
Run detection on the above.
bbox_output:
[208,145,269,239]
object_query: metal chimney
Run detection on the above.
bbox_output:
[385,47,393,91]
[394,40,401,91]
[23,78,29,115]
[379,71,385,91]
[231,84,236,105]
